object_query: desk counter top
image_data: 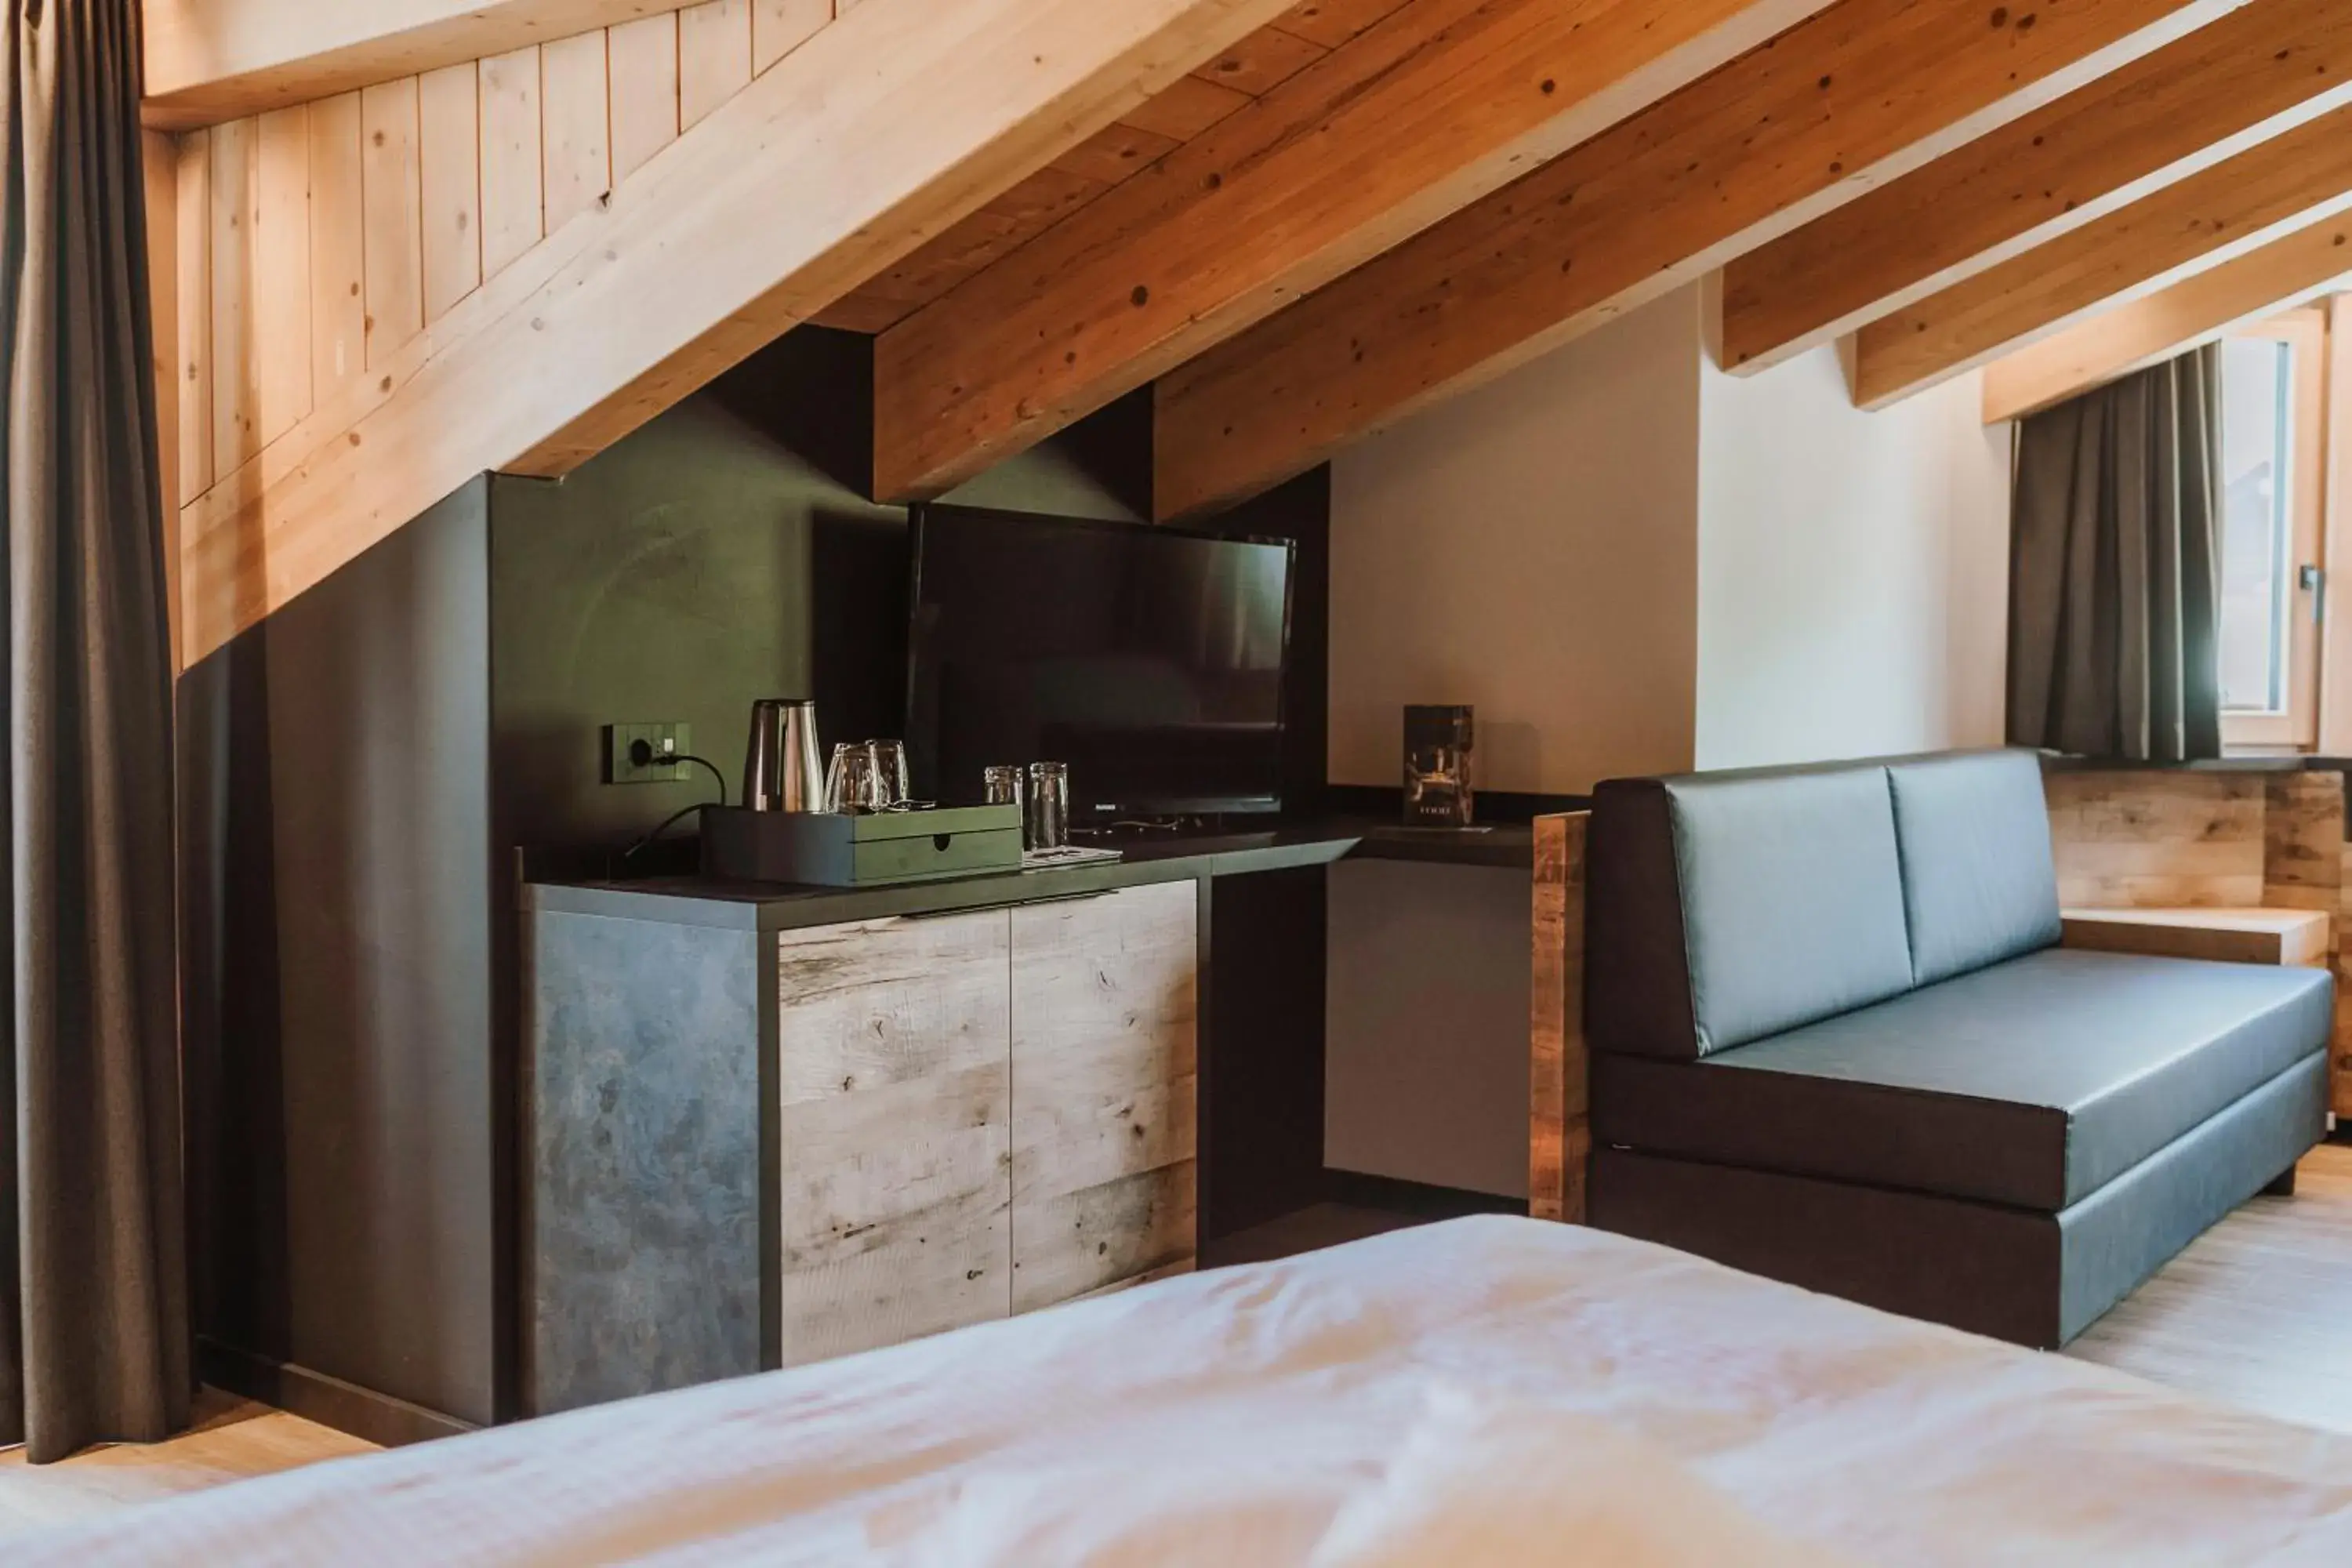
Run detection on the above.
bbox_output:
[526,817,1544,932]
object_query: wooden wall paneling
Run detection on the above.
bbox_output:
[2044,771,2268,910]
[751,0,830,74]
[1153,0,2234,520]
[1982,221,2352,425]
[208,116,258,478]
[1720,0,2352,374]
[360,78,425,369]
[2339,837,2352,1117]
[2263,771,2351,1116]
[419,63,484,322]
[608,14,681,183]
[1854,103,2352,410]
[251,106,312,448]
[1009,882,1199,1312]
[1529,812,1588,1225]
[307,93,368,406]
[2261,771,2344,915]
[176,0,1294,665]
[873,0,1846,503]
[678,0,753,132]
[476,46,543,281]
[539,29,612,234]
[772,911,1013,1367]
[143,0,706,132]
[143,130,183,671]
[173,129,213,506]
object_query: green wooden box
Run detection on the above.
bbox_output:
[699,804,1023,887]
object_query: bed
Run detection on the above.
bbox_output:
[20,1217,2352,1565]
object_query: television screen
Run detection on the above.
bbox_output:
[906,504,1295,820]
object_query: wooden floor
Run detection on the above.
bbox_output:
[6,1148,2351,1543]
[2065,1140,2352,1432]
[0,1387,372,1543]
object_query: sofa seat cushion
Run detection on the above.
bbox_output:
[1592,948,2332,1211]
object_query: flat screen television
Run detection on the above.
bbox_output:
[906,503,1295,822]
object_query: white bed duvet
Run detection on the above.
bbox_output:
[23,1217,2352,1566]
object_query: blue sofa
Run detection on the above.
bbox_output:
[1584,749,2330,1347]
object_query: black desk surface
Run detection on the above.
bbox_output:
[526,815,1543,932]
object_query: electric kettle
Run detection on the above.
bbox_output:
[743,699,826,812]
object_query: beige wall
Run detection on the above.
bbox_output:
[1695,347,2013,770]
[1327,286,1706,793]
[1327,284,2017,793]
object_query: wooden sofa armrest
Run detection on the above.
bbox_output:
[2060,906,2330,967]
[1530,812,1591,1223]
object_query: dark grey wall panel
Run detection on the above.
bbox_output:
[180,477,496,1428]
[1324,859,1532,1198]
[527,909,762,1415]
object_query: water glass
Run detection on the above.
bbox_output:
[869,740,912,810]
[982,764,1025,821]
[825,742,875,814]
[1027,761,1070,850]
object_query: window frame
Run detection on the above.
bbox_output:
[2219,306,2327,753]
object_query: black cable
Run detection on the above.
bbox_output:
[628,739,728,807]
[670,753,728,806]
[619,742,728,865]
[622,800,717,863]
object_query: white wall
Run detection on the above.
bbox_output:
[1694,347,2013,771]
[1328,287,1705,793]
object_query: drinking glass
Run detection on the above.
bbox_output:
[982,764,1025,820]
[826,742,875,814]
[1027,761,1070,850]
[869,740,913,810]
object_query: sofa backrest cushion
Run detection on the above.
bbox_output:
[1887,750,2063,986]
[1665,768,1917,1054]
[1587,763,1918,1059]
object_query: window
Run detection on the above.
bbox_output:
[2216,308,2325,751]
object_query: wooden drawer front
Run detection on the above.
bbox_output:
[774,909,1012,1366]
[1011,882,1200,1313]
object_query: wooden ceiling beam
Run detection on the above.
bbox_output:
[1981,222,2352,423]
[1721,0,2352,375]
[1153,0,2233,521]
[174,0,1291,666]
[144,1,705,130]
[1851,102,2352,408]
[870,0,1849,503]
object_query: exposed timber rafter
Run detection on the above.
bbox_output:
[1980,221,2352,423]
[1152,0,2238,521]
[1721,0,2352,375]
[869,0,1849,504]
[1850,101,2352,408]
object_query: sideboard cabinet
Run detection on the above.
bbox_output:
[528,877,1197,1412]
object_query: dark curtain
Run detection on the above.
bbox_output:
[2006,345,2223,761]
[0,0,189,1461]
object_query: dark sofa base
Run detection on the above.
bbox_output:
[1591,1051,2328,1348]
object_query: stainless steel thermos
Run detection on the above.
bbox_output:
[743,699,826,812]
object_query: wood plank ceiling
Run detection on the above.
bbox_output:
[154,0,2352,651]
[809,0,1399,335]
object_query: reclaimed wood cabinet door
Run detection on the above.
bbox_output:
[1009,882,1200,1312]
[773,909,1012,1366]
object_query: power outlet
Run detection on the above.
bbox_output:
[604,721,691,785]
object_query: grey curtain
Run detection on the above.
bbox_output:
[2006,345,2223,761]
[0,0,189,1461]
